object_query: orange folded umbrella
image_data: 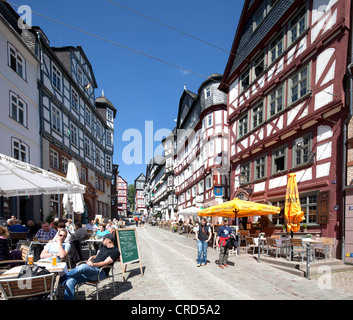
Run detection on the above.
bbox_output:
[198,198,280,218]
[285,173,305,233]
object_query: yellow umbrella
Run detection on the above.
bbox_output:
[198,198,280,218]
[284,173,305,233]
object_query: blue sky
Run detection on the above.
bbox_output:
[10,0,244,185]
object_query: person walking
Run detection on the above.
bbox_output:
[217,218,232,269]
[195,218,212,267]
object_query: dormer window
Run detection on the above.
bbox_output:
[107,109,114,122]
[205,87,211,99]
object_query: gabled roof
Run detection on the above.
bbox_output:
[51,46,98,89]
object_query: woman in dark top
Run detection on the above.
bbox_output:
[0,226,10,261]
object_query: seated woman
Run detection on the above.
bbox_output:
[0,226,10,261]
[94,223,110,251]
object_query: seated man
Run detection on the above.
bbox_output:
[35,222,57,242]
[40,229,70,263]
[59,233,120,300]
[8,219,28,232]
[73,222,88,242]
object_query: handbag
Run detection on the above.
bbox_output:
[17,265,50,278]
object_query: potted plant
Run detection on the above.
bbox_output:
[302,224,308,232]
[259,232,265,238]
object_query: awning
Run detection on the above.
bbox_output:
[177,206,200,216]
[198,198,280,218]
[0,153,86,197]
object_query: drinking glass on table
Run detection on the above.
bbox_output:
[52,253,57,266]
[28,254,33,265]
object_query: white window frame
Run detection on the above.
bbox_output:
[84,137,90,157]
[70,123,78,147]
[50,148,59,169]
[51,105,61,134]
[12,138,28,163]
[8,43,26,80]
[10,92,27,127]
[238,113,249,138]
[106,155,112,171]
[52,64,61,92]
[71,88,78,112]
[205,86,211,99]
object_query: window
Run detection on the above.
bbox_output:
[293,134,311,167]
[84,137,90,157]
[269,33,283,64]
[270,199,285,225]
[100,179,104,192]
[240,162,251,184]
[253,2,265,30]
[300,194,317,223]
[272,145,286,173]
[238,113,248,138]
[107,131,113,146]
[252,102,264,129]
[81,167,87,183]
[205,87,211,99]
[205,176,212,190]
[289,66,309,104]
[12,139,28,162]
[253,52,265,78]
[10,92,27,126]
[106,155,112,171]
[70,123,78,147]
[208,114,213,127]
[240,68,250,93]
[52,64,61,91]
[289,8,306,45]
[62,156,68,174]
[85,107,91,126]
[209,140,214,157]
[77,67,83,85]
[71,88,78,112]
[51,105,61,133]
[255,155,266,180]
[95,149,101,166]
[107,109,114,122]
[50,149,59,169]
[8,43,25,79]
[268,86,284,117]
[50,194,59,215]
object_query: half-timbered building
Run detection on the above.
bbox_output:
[117,175,128,217]
[174,74,229,224]
[220,0,351,257]
[28,27,117,223]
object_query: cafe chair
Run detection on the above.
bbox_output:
[0,245,30,274]
[9,232,28,249]
[315,237,336,261]
[245,237,258,255]
[288,238,314,262]
[0,273,55,300]
[266,238,281,258]
[75,258,118,300]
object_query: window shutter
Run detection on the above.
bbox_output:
[318,191,329,224]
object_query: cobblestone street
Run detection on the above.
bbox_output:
[68,224,353,301]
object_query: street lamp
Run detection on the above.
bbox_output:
[239,172,253,195]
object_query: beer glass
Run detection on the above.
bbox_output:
[52,254,57,266]
[28,254,33,265]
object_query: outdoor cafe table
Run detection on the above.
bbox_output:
[302,238,324,261]
[0,261,67,279]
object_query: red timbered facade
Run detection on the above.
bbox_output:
[220,0,351,257]
[117,175,128,217]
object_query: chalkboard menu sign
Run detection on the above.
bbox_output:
[117,228,139,263]
[115,228,143,281]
